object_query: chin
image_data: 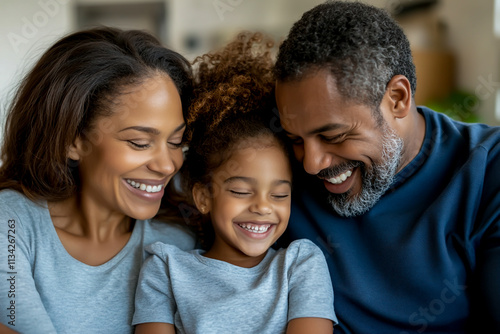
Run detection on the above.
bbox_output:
[137,211,159,221]
[126,206,161,221]
[242,247,270,258]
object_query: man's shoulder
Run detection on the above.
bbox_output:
[420,106,500,148]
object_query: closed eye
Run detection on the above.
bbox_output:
[272,193,290,199]
[168,132,185,149]
[229,190,252,196]
[127,140,150,149]
[168,141,183,149]
[322,133,346,143]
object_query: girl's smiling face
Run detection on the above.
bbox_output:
[193,137,292,268]
[69,74,186,221]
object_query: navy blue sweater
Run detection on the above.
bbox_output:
[282,107,500,333]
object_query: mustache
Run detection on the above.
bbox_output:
[317,161,363,179]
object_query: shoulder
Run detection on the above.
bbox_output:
[420,107,500,176]
[0,189,38,210]
[140,219,196,251]
[143,241,198,265]
[0,190,47,250]
[275,239,327,267]
[286,239,324,256]
[141,241,198,274]
[420,106,500,149]
[0,189,45,227]
[145,241,185,257]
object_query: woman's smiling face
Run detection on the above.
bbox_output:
[71,74,186,220]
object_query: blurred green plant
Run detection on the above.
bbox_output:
[426,90,481,123]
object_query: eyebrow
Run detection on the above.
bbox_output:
[224,176,292,187]
[283,123,347,137]
[308,124,348,136]
[119,123,186,135]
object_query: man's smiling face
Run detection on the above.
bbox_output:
[276,69,404,217]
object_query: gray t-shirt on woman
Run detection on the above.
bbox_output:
[0,189,196,333]
[133,239,337,333]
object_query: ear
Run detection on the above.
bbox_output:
[384,75,412,119]
[192,183,212,214]
[67,136,85,161]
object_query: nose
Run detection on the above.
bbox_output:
[148,145,182,176]
[302,140,332,175]
[249,195,272,215]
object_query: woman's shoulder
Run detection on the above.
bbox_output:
[138,219,197,251]
[0,188,35,205]
[0,189,48,239]
[0,189,45,218]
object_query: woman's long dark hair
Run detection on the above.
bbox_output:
[0,27,192,201]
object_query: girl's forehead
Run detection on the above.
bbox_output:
[232,133,281,150]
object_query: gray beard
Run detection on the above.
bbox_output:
[326,126,404,217]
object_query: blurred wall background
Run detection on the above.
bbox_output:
[1,0,499,144]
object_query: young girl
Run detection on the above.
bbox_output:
[133,32,337,334]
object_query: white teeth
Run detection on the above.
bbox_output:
[326,170,353,185]
[126,179,163,193]
[238,223,271,233]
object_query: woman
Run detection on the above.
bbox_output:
[0,27,195,333]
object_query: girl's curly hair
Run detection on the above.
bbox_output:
[160,31,289,249]
[184,31,276,142]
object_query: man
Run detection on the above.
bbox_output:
[274,1,500,333]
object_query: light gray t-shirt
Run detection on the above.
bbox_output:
[0,189,196,334]
[133,239,337,333]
